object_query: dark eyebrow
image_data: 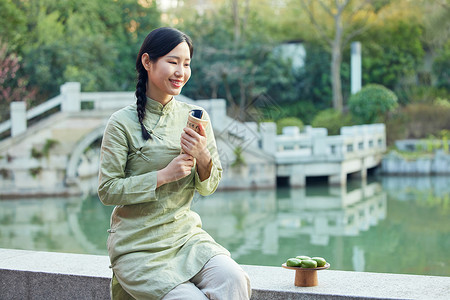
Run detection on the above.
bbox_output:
[166,55,190,61]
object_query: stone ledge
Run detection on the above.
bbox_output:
[1,249,449,300]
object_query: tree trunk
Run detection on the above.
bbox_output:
[331,40,343,111]
[238,77,247,121]
[222,72,237,111]
[331,4,344,112]
[231,0,240,49]
[300,0,375,112]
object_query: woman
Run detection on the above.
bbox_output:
[98,27,251,300]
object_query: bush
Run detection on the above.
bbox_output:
[348,84,398,124]
[276,117,304,134]
[432,40,450,90]
[311,109,353,135]
[276,100,317,125]
[396,86,449,104]
[385,113,408,146]
[402,102,450,139]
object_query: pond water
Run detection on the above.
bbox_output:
[1,176,449,277]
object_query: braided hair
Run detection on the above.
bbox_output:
[135,27,193,140]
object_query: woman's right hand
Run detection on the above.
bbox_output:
[157,154,194,187]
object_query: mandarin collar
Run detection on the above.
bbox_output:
[145,96,176,115]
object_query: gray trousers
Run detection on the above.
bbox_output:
[162,255,252,300]
[111,255,252,300]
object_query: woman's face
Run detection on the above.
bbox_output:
[145,41,191,104]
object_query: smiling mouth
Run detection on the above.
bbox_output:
[169,79,183,87]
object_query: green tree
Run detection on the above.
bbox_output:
[361,21,424,96]
[298,0,379,112]
[358,1,426,104]
[297,42,351,112]
[178,2,299,122]
[13,0,160,102]
[432,40,450,90]
[0,0,26,49]
[2,0,441,132]
[348,84,398,124]
[420,0,450,54]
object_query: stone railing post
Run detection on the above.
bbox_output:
[209,99,227,131]
[61,82,81,112]
[309,128,328,156]
[10,101,27,137]
[260,122,277,154]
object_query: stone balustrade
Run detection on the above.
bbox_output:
[275,124,386,164]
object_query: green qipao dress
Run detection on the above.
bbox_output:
[98,97,230,300]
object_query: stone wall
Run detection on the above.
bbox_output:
[382,150,450,174]
[1,249,449,300]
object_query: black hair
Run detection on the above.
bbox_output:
[135,27,193,140]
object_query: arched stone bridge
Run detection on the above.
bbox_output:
[0,83,274,196]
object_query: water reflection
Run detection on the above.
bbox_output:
[193,178,450,276]
[192,182,387,274]
[275,184,386,245]
[0,196,113,255]
[0,176,449,276]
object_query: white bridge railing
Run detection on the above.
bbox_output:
[0,82,137,138]
[0,82,219,139]
[274,124,386,164]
